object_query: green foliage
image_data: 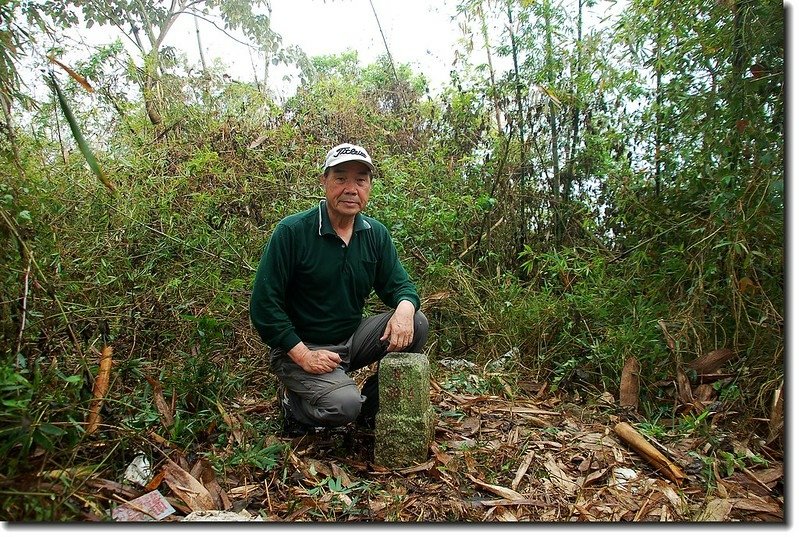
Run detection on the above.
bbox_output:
[0,0,784,521]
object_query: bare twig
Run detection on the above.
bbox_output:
[13,256,32,364]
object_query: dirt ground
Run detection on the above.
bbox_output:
[93,371,783,523]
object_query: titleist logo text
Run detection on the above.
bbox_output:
[333,147,368,158]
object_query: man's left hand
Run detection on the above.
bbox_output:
[380,300,416,352]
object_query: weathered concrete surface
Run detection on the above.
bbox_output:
[374,353,435,468]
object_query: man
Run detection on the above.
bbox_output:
[250,142,429,435]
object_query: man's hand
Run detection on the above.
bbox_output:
[288,343,342,374]
[380,300,416,352]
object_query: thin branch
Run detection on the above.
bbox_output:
[14,256,32,366]
[186,10,260,50]
[368,0,404,105]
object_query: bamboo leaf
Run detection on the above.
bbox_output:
[48,73,115,193]
[47,55,94,93]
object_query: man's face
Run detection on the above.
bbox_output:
[322,161,372,220]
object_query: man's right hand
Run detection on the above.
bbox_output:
[288,343,342,374]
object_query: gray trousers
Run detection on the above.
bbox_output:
[270,310,429,427]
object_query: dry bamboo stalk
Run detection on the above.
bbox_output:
[619,356,640,409]
[613,422,686,485]
[86,346,113,435]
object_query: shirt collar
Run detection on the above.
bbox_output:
[317,200,371,237]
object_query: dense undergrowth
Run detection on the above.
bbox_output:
[0,0,784,521]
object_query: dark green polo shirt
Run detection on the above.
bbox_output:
[250,201,421,352]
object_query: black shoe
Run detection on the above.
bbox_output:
[356,373,379,429]
[277,384,323,437]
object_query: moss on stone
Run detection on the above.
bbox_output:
[374,353,435,468]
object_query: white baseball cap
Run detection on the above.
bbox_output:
[323,143,375,173]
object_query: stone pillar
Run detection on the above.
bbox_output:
[374,353,435,468]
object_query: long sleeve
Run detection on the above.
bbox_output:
[372,223,421,312]
[249,224,302,352]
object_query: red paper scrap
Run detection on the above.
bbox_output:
[111,490,175,522]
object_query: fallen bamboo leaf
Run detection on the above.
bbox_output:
[496,407,561,416]
[330,462,353,488]
[227,484,262,499]
[613,422,686,485]
[542,453,578,496]
[162,461,215,512]
[731,497,783,516]
[85,346,113,435]
[144,469,165,492]
[657,319,676,351]
[479,498,547,507]
[695,498,732,522]
[86,478,139,500]
[306,458,333,477]
[40,465,99,481]
[195,459,229,510]
[146,375,174,429]
[492,506,518,522]
[511,449,535,491]
[693,383,715,403]
[216,399,243,445]
[398,459,435,475]
[579,467,609,488]
[466,474,526,501]
[248,133,269,149]
[675,369,694,406]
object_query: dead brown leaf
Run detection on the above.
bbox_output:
[145,375,174,429]
[675,369,694,406]
[687,348,734,375]
[578,467,609,489]
[542,453,578,496]
[216,399,243,446]
[47,55,95,93]
[511,449,535,491]
[657,320,676,351]
[330,462,353,488]
[732,496,783,516]
[466,474,526,501]
[460,415,481,435]
[696,498,733,521]
[162,461,215,512]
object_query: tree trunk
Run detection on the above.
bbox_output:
[654,10,663,198]
[506,1,528,253]
[565,0,582,218]
[479,2,503,132]
[544,1,562,245]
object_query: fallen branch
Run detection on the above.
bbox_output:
[613,422,686,485]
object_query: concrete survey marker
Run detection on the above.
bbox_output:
[374,352,435,468]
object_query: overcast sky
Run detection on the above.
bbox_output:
[166,0,464,98]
